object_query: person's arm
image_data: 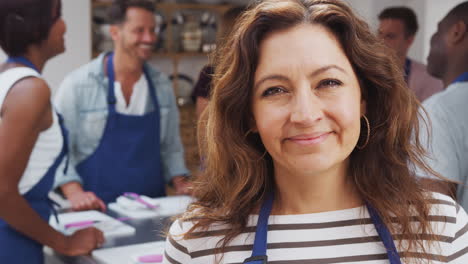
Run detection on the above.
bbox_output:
[171,175,192,195]
[0,78,104,255]
[60,182,106,211]
[54,76,105,211]
[158,76,191,195]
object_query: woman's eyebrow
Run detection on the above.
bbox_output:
[254,74,289,91]
[254,64,347,91]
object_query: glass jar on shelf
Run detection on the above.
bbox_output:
[201,12,217,53]
[181,14,202,52]
[171,12,184,53]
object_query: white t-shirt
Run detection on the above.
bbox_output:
[0,67,63,194]
[164,192,468,264]
[416,80,468,212]
[114,74,148,115]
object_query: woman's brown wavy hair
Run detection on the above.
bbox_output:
[181,0,438,261]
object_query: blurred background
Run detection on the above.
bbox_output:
[0,0,465,175]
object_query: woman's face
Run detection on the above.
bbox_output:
[252,23,365,178]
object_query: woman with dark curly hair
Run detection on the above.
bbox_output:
[0,0,104,262]
[164,0,468,263]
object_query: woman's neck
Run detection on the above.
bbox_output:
[272,162,362,215]
[20,48,47,72]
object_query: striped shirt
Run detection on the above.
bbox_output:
[163,193,468,263]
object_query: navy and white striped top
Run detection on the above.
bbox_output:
[164,192,468,264]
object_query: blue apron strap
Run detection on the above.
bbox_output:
[366,203,402,264]
[244,195,401,264]
[6,56,41,73]
[143,64,160,113]
[452,72,468,84]
[243,194,273,264]
[49,111,70,225]
[106,52,117,112]
[47,197,60,224]
[404,58,411,84]
[56,112,69,175]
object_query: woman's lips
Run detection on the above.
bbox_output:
[286,132,332,145]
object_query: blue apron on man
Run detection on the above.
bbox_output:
[0,56,69,263]
[76,52,166,204]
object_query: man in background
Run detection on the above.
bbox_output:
[416,1,468,211]
[378,7,443,102]
[54,0,191,211]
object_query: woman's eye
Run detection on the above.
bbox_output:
[318,79,342,88]
[262,87,285,97]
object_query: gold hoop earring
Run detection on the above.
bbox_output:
[356,115,370,150]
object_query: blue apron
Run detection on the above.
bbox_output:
[1,57,68,263]
[452,72,468,84]
[243,194,402,264]
[76,52,165,204]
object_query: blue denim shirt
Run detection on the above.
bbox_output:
[53,53,189,188]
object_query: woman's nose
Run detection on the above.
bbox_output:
[290,89,323,125]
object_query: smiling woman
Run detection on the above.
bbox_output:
[163,0,468,263]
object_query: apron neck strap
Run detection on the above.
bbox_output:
[143,65,159,107]
[6,56,41,73]
[452,72,468,84]
[106,52,158,111]
[366,202,402,264]
[243,194,273,264]
[106,52,117,110]
[245,193,402,264]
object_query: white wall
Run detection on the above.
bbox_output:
[343,0,377,26]
[423,0,466,61]
[0,0,91,93]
